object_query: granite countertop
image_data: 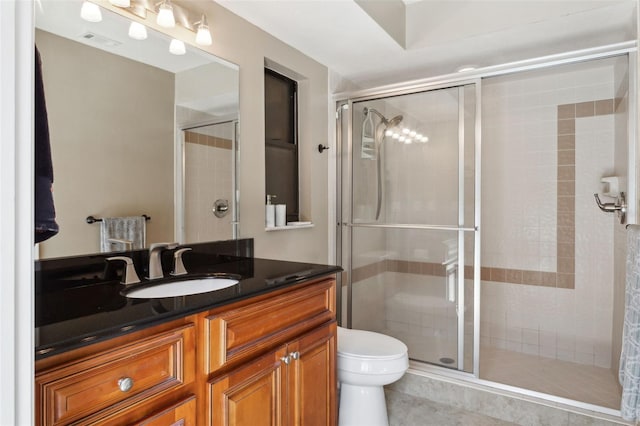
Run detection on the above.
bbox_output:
[35,246,340,360]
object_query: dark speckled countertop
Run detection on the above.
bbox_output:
[35,239,341,360]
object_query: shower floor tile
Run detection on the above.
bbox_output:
[480,346,622,409]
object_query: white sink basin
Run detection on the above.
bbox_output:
[125,277,239,299]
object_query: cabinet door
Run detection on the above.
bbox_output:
[209,346,288,426]
[287,322,337,426]
[134,395,196,426]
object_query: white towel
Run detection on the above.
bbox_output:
[619,224,640,421]
[100,216,146,252]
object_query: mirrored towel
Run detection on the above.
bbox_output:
[100,216,146,252]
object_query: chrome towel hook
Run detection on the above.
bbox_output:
[594,192,626,225]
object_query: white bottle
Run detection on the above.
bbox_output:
[266,195,276,228]
[275,204,286,227]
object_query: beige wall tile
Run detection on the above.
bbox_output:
[557,166,575,181]
[557,103,575,119]
[557,149,575,166]
[557,273,575,289]
[595,98,614,115]
[575,101,595,117]
[522,270,542,286]
[557,134,575,150]
[557,119,575,135]
[557,257,575,274]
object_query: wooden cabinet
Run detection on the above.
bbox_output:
[203,277,336,426]
[286,323,336,426]
[208,322,336,426]
[35,276,337,426]
[35,323,197,426]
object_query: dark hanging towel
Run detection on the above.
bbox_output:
[34,45,59,243]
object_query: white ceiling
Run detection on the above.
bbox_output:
[214,0,637,90]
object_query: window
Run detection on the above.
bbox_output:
[265,68,299,222]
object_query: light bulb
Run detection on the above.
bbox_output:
[392,133,399,140]
[80,1,102,22]
[169,39,186,55]
[157,1,175,28]
[399,136,406,142]
[195,16,212,46]
[409,130,416,137]
[384,129,393,137]
[109,0,130,7]
[421,136,429,143]
[128,22,147,40]
[416,133,423,139]
[402,128,410,134]
[405,139,413,144]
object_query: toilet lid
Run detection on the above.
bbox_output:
[338,327,408,359]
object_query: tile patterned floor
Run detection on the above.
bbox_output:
[386,389,518,426]
[480,346,622,409]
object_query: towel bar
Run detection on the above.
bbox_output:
[86,214,150,224]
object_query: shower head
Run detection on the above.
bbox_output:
[363,107,403,128]
[385,115,403,128]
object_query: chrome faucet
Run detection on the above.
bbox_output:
[171,247,192,276]
[148,242,178,279]
[105,256,140,285]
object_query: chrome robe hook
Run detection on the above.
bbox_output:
[594,192,626,224]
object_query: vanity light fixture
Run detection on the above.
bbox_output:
[105,0,215,49]
[195,15,212,46]
[156,0,176,28]
[128,21,147,40]
[80,1,102,22]
[169,38,186,55]
[109,0,130,7]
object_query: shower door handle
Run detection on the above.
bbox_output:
[443,261,457,304]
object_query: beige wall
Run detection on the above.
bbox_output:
[96,0,331,264]
[36,29,175,258]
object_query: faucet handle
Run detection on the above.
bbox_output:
[106,256,140,285]
[171,247,192,276]
[149,242,179,251]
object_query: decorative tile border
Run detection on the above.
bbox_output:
[351,99,616,289]
[555,98,614,289]
[185,130,232,150]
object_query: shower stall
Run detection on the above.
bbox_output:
[337,50,635,412]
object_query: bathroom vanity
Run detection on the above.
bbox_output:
[34,240,340,425]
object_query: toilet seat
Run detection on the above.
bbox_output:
[337,327,408,376]
[337,327,408,359]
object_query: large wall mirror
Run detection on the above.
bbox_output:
[35,0,239,259]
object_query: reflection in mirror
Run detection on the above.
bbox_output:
[35,0,239,259]
[181,120,238,243]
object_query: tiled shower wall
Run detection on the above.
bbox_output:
[183,125,235,243]
[348,58,627,371]
[481,58,622,368]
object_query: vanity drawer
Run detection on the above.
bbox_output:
[205,278,335,373]
[35,324,196,426]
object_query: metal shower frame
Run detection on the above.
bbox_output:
[334,40,637,417]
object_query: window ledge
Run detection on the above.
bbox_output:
[265,223,314,232]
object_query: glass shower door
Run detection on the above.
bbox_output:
[341,83,478,372]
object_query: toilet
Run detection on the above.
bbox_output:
[337,326,409,426]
